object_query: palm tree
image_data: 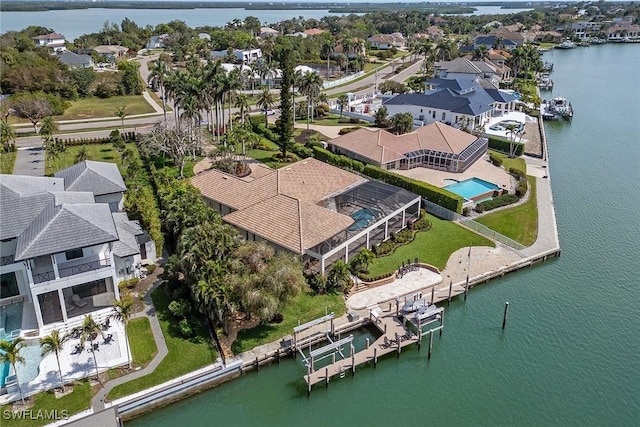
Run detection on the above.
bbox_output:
[73,145,90,163]
[79,315,103,383]
[234,93,250,124]
[327,260,351,293]
[148,59,169,125]
[223,68,242,132]
[299,71,323,129]
[112,298,134,369]
[391,112,414,135]
[115,105,127,132]
[336,54,347,76]
[256,88,275,126]
[0,120,16,153]
[39,116,59,142]
[40,330,68,392]
[0,338,26,404]
[337,93,349,118]
[321,38,335,78]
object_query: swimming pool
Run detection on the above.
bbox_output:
[0,343,42,388]
[443,177,501,201]
[349,208,381,231]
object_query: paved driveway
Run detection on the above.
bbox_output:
[13,146,45,176]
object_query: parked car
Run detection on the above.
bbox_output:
[262,109,276,116]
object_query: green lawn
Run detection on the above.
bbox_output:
[367,214,495,277]
[0,380,91,427]
[128,317,158,368]
[107,286,217,401]
[1,151,17,174]
[55,95,155,121]
[44,142,134,176]
[488,150,527,174]
[240,137,299,169]
[309,114,372,127]
[475,176,538,246]
[232,292,346,353]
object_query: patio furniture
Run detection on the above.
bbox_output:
[103,334,113,345]
[73,343,83,355]
[92,343,99,352]
[101,319,111,331]
[72,294,87,308]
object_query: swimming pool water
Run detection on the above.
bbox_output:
[443,177,500,200]
[349,208,381,231]
[0,343,42,388]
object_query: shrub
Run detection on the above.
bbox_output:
[515,180,528,198]
[395,229,413,244]
[475,193,520,212]
[291,143,313,159]
[488,136,525,156]
[145,264,157,274]
[509,167,525,181]
[178,318,195,338]
[462,207,471,216]
[306,273,328,295]
[338,126,361,135]
[490,153,503,166]
[168,299,191,319]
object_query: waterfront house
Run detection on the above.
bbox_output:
[0,162,155,337]
[556,22,602,41]
[56,51,93,69]
[413,26,444,43]
[473,35,518,51]
[606,24,640,42]
[32,33,66,52]
[146,34,169,50]
[191,158,421,275]
[211,48,263,64]
[328,122,487,173]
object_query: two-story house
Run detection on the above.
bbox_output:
[0,162,154,338]
[32,33,66,52]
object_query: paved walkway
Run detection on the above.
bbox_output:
[13,146,45,176]
[91,279,169,411]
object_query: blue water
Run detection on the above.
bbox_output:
[0,343,42,388]
[349,208,380,231]
[443,177,500,199]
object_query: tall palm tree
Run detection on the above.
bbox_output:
[256,88,275,126]
[321,38,336,78]
[0,338,26,404]
[336,54,348,76]
[40,329,68,392]
[224,68,243,132]
[299,71,323,129]
[112,298,134,369]
[234,93,250,124]
[115,105,127,132]
[148,59,169,125]
[337,93,349,118]
[80,315,103,383]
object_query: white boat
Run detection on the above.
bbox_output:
[541,97,573,120]
[556,40,576,49]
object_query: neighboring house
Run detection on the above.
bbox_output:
[383,77,517,131]
[557,22,602,40]
[606,24,640,42]
[191,158,421,275]
[211,48,263,64]
[259,27,279,38]
[54,160,127,212]
[413,26,444,42]
[56,51,93,69]
[473,35,518,51]
[434,57,502,84]
[486,53,512,81]
[32,33,66,52]
[198,33,212,41]
[303,28,327,37]
[488,28,526,48]
[93,45,129,62]
[146,34,168,49]
[329,122,488,173]
[483,21,503,30]
[0,163,155,337]
[533,30,563,43]
[333,38,366,59]
[368,33,406,49]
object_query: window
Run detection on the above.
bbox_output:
[65,249,83,260]
[1,272,19,299]
[441,112,446,120]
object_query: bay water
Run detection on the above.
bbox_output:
[127,43,640,426]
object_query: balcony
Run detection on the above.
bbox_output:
[0,254,15,266]
[32,258,112,284]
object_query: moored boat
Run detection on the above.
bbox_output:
[541,97,573,120]
[556,40,576,49]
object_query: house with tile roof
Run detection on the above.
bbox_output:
[32,33,66,52]
[191,158,421,274]
[328,122,487,173]
[368,33,406,50]
[0,163,155,337]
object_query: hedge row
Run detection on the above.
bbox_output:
[54,131,137,146]
[475,193,519,212]
[312,146,365,172]
[253,123,278,143]
[488,136,524,156]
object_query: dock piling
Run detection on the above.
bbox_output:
[431,287,435,304]
[374,347,378,367]
[255,356,259,372]
[396,333,401,357]
[428,331,433,360]
[447,281,452,305]
[366,338,370,349]
[325,367,329,388]
[502,302,510,330]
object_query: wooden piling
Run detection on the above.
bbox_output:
[447,281,452,305]
[396,333,401,357]
[428,331,433,360]
[502,302,509,329]
[374,347,378,367]
[276,349,280,364]
[325,367,329,388]
[255,356,259,372]
[366,338,370,349]
[351,344,356,376]
[431,287,435,304]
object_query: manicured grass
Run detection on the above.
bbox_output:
[309,114,372,127]
[232,292,346,353]
[1,151,17,174]
[44,141,136,176]
[240,137,299,169]
[107,286,217,400]
[475,176,538,246]
[0,380,91,427]
[127,317,158,368]
[367,214,495,277]
[146,89,172,112]
[488,150,527,174]
[55,95,155,121]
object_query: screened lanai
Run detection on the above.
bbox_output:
[398,137,488,173]
[307,181,421,274]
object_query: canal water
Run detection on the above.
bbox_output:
[129,43,640,426]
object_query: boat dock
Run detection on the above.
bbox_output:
[298,303,444,393]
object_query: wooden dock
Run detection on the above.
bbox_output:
[303,309,441,391]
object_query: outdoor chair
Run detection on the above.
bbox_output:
[73,343,83,355]
[101,319,111,331]
[92,343,99,352]
[72,294,87,308]
[103,334,113,345]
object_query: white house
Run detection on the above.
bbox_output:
[32,33,66,52]
[146,34,169,49]
[259,27,279,38]
[211,48,263,64]
[0,162,156,338]
[368,33,406,49]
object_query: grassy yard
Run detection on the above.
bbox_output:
[146,89,172,112]
[128,317,158,368]
[232,292,346,354]
[309,114,372,127]
[55,95,155,121]
[0,380,91,427]
[475,176,538,246]
[239,137,300,169]
[367,214,495,277]
[488,150,527,174]
[1,151,17,174]
[44,141,134,176]
[107,286,217,401]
